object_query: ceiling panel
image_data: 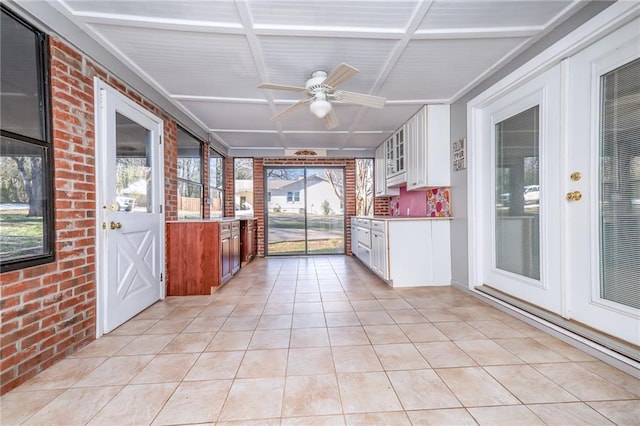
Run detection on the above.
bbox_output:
[418,1,574,30]
[214,132,282,148]
[178,101,275,130]
[89,24,261,98]
[258,36,398,94]
[357,104,424,132]
[247,0,418,29]
[64,0,242,23]
[344,133,391,150]
[379,37,528,99]
[282,133,350,149]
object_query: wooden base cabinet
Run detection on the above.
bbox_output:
[240,219,257,266]
[167,220,240,296]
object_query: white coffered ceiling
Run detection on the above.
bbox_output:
[40,0,584,153]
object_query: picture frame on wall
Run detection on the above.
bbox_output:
[453,138,466,171]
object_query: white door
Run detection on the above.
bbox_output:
[480,65,563,314]
[565,18,640,345]
[95,79,164,334]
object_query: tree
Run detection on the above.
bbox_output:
[234,158,253,180]
[321,199,331,215]
[324,169,344,206]
[267,169,301,180]
[13,156,44,216]
[355,159,373,216]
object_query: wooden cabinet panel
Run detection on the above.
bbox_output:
[167,222,220,296]
[167,220,241,295]
[220,234,232,284]
[232,229,241,275]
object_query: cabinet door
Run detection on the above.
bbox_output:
[372,231,388,279]
[374,144,386,197]
[220,235,232,283]
[407,107,427,190]
[232,233,241,274]
[374,144,399,196]
[396,126,405,174]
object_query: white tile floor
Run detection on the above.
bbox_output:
[2,256,639,425]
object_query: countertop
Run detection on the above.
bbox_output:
[166,217,257,224]
[354,216,453,221]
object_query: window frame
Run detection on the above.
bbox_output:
[0,6,54,273]
[233,157,253,217]
[208,146,225,218]
[176,126,204,219]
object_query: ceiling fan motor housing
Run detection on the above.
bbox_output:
[306,70,329,94]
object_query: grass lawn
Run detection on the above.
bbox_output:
[0,209,44,258]
[268,238,344,255]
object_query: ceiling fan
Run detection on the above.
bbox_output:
[258,63,386,130]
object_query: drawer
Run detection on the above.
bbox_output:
[357,227,371,247]
[357,218,371,228]
[371,220,385,233]
[220,222,231,235]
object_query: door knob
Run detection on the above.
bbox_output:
[110,221,122,230]
[566,191,582,201]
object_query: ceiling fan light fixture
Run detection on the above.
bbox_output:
[309,99,332,118]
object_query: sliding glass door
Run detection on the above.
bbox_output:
[266,167,345,255]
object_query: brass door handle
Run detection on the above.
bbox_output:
[566,191,582,201]
[110,221,122,230]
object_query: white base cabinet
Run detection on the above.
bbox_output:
[354,217,451,287]
[355,218,372,267]
[350,217,358,257]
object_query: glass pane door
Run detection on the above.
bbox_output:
[266,167,345,255]
[307,168,344,254]
[495,106,540,280]
[599,57,640,309]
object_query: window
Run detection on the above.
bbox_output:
[234,158,253,217]
[287,191,300,203]
[0,7,53,272]
[177,127,203,219]
[267,192,272,202]
[355,159,374,216]
[209,148,224,218]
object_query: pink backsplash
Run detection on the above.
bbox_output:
[388,186,451,217]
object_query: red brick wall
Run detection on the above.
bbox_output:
[374,196,390,216]
[256,157,356,257]
[0,37,179,395]
[224,157,235,217]
[253,158,265,255]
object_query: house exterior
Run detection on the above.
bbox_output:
[0,0,638,397]
[267,175,343,215]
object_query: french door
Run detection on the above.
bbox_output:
[95,79,164,335]
[474,17,639,346]
[481,64,563,314]
[265,167,345,255]
[565,19,639,345]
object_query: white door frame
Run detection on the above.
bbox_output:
[94,78,165,337]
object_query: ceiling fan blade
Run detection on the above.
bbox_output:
[323,63,358,89]
[271,100,306,121]
[335,90,386,108]
[258,83,306,92]
[324,109,339,130]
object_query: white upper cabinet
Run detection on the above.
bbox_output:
[374,142,399,197]
[407,105,451,190]
[386,125,407,188]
